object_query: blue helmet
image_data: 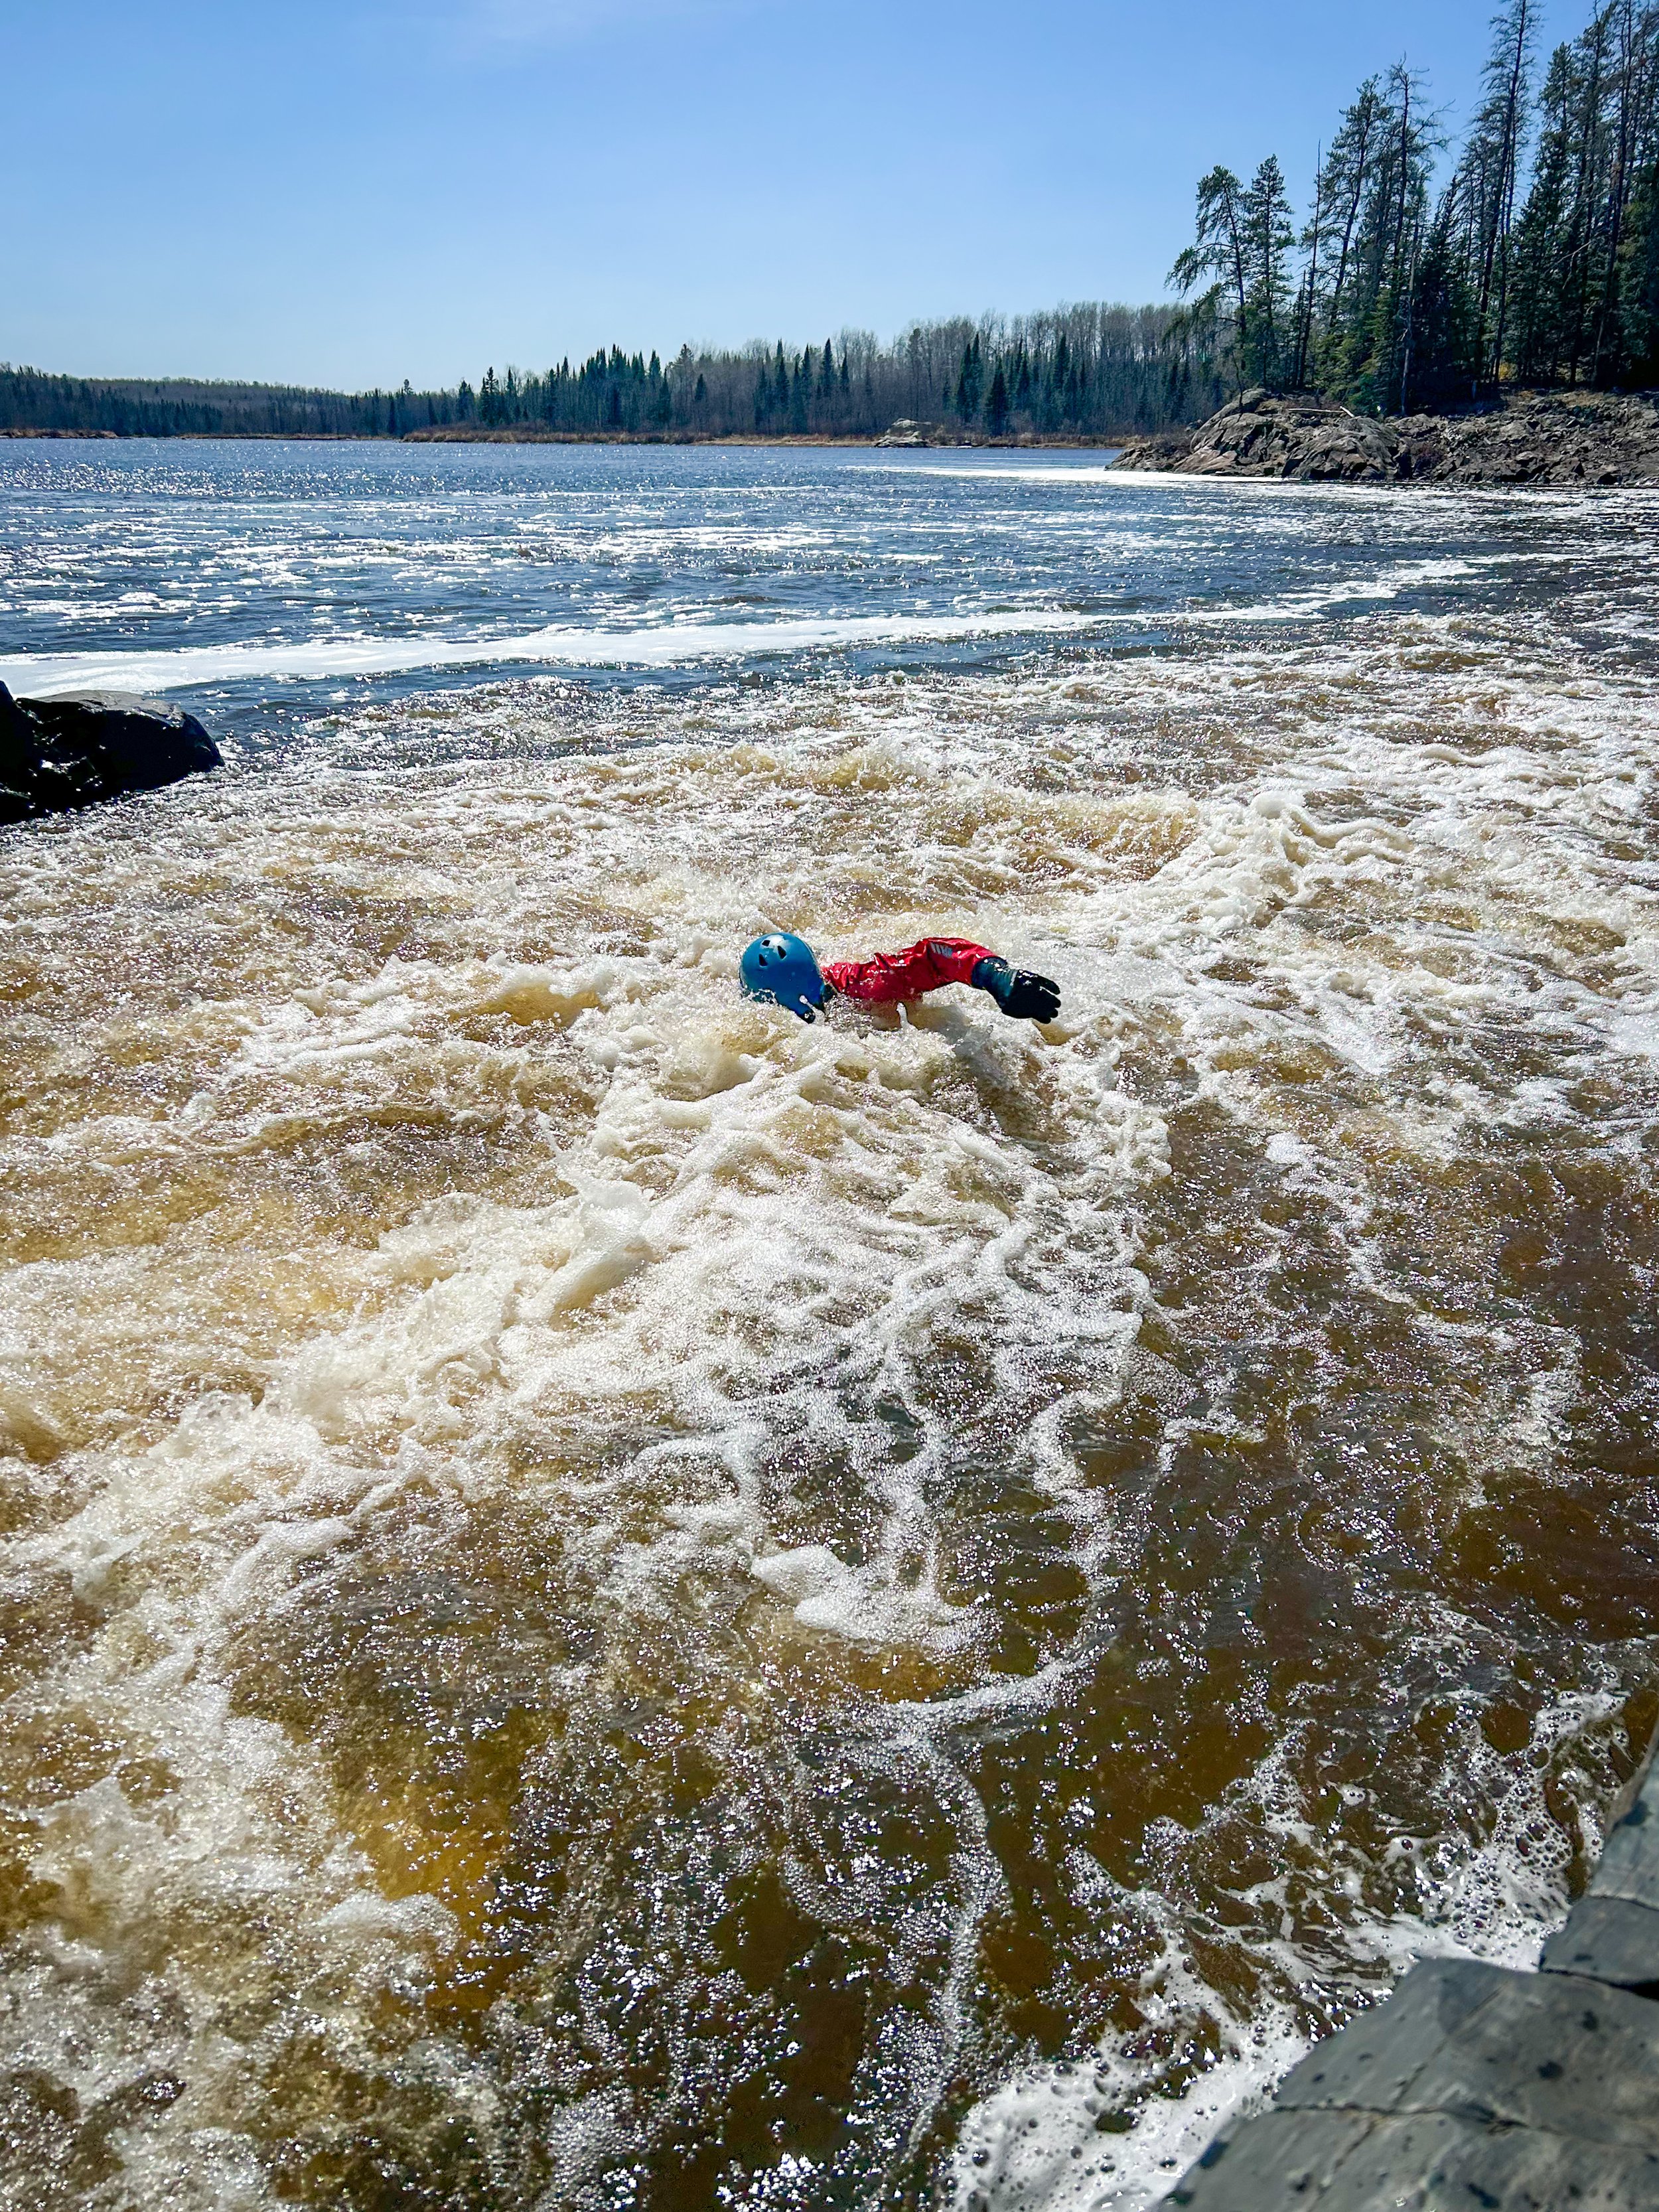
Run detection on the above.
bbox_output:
[740,932,826,1022]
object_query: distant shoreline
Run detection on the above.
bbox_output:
[17,402,1654,486]
[400,427,1127,449]
[0,426,1127,449]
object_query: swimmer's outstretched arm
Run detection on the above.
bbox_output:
[822,938,1060,1023]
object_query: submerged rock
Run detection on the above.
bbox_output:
[0,686,221,824]
[1114,386,1659,487]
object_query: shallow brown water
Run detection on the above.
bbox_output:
[2,457,1659,2211]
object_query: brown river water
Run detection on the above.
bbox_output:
[1,445,1657,2210]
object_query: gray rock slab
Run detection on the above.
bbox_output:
[1167,2104,1659,2209]
[1540,1893,1659,1990]
[1581,1735,1659,1911]
[1160,1960,1659,2207]
[1272,1958,1659,2150]
[1541,1722,1659,1988]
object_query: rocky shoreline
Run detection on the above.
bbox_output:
[1112,386,1659,487]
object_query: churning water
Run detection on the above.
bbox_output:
[1,439,1658,2211]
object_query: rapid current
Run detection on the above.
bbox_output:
[1,439,1657,2211]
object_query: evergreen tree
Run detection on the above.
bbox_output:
[1307,79,1390,386]
[986,362,1010,434]
[1622,145,1659,378]
[1329,66,1439,410]
[1402,173,1482,404]
[953,336,985,421]
[1170,165,1250,388]
[1464,0,1537,384]
[1511,40,1580,374]
[1240,157,1296,384]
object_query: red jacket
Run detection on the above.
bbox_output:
[822,936,994,1004]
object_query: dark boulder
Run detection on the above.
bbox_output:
[0,686,221,825]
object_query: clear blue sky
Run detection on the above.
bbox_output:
[3,0,1586,391]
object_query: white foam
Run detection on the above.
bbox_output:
[855,463,1129,484]
[0,606,1095,696]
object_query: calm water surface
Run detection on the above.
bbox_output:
[1,440,1657,2211]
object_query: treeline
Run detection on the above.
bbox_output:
[1172,0,1659,413]
[0,367,464,438]
[465,306,1222,439]
[1,305,1224,444]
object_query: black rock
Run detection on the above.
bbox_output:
[0,686,221,824]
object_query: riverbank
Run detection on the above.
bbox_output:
[9,398,1659,482]
[1113,386,1659,487]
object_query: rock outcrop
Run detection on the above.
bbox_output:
[1113,386,1659,487]
[0,686,222,824]
[873,420,938,447]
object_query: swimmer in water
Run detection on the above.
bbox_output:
[739,933,1060,1025]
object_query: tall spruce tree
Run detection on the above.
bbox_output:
[1465,1,1536,384]
[1240,157,1296,385]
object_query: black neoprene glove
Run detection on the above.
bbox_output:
[972,956,1061,1023]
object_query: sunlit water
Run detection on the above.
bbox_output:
[1,439,1658,2211]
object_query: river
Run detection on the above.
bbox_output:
[1,438,1657,2211]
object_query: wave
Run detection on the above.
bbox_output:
[0,607,1096,697]
[854,462,1127,482]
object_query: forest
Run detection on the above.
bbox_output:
[4,0,1655,443]
[0,372,455,440]
[451,304,1214,441]
[0,307,1212,445]
[1173,0,1659,411]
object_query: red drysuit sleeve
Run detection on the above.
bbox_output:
[820,937,995,1003]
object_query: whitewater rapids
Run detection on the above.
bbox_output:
[0,443,1656,2211]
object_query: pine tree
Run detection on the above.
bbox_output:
[952,336,985,422]
[1465,0,1536,385]
[1169,166,1250,388]
[1328,66,1439,410]
[1403,173,1481,404]
[1240,157,1296,384]
[1301,82,1388,390]
[1511,40,1579,376]
[1622,145,1659,379]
